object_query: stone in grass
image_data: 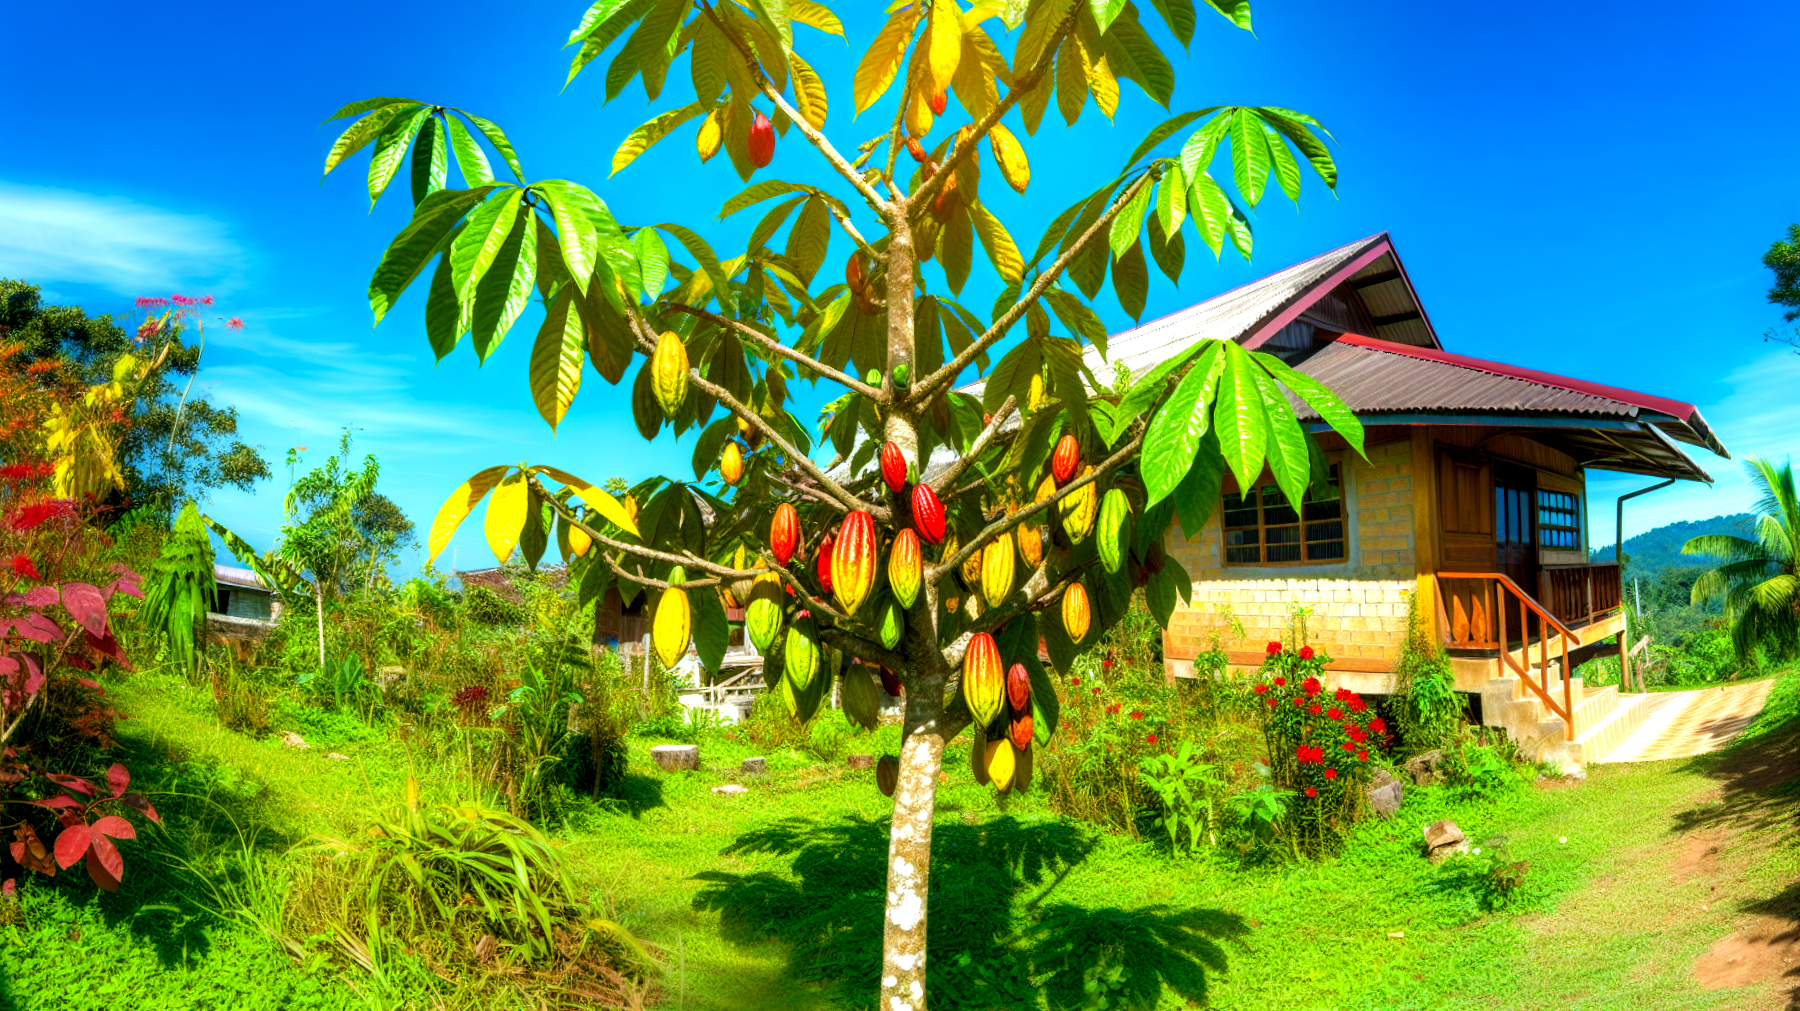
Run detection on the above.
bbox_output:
[740,756,767,775]
[326,753,350,761]
[279,731,309,750]
[651,744,700,771]
[846,754,875,770]
[1423,819,1470,863]
[1404,750,1444,786]
[1367,768,1404,818]
[711,784,749,797]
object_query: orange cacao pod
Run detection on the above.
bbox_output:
[1052,434,1080,485]
[912,484,946,544]
[1062,580,1092,643]
[770,502,800,565]
[963,632,1003,728]
[1006,662,1031,712]
[889,528,922,609]
[830,511,878,615]
[929,90,948,115]
[880,441,908,494]
[1009,713,1033,752]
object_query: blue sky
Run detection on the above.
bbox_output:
[3,0,1797,574]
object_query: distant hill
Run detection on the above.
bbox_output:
[1591,513,1756,574]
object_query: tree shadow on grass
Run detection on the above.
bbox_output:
[1668,707,1800,840]
[605,772,666,819]
[1736,881,1800,1009]
[691,815,1248,1010]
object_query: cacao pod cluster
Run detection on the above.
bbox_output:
[959,630,1040,795]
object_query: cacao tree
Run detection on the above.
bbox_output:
[321,2,1366,1005]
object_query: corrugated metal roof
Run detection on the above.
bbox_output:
[1292,339,1638,418]
[214,565,269,591]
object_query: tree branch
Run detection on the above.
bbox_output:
[904,28,1064,216]
[909,170,1153,404]
[620,303,884,518]
[929,425,1147,587]
[664,301,882,399]
[821,626,907,672]
[929,395,1016,494]
[824,196,881,263]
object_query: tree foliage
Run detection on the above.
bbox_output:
[319,2,1364,1005]
[0,280,271,510]
[1684,456,1800,663]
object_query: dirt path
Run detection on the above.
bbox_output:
[1599,681,1776,763]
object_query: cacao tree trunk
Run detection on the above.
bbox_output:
[881,676,947,1011]
[315,583,327,668]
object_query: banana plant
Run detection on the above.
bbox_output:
[320,1,1362,1005]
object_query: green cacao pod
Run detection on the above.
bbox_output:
[780,655,827,724]
[876,754,899,797]
[980,531,1015,605]
[652,567,692,669]
[784,613,822,691]
[745,574,784,652]
[985,738,1016,793]
[830,511,879,615]
[877,598,904,650]
[1097,488,1133,575]
[651,330,689,418]
[1062,580,1092,643]
[889,528,922,609]
[725,544,757,606]
[841,663,881,732]
[962,632,1004,728]
[1057,467,1098,543]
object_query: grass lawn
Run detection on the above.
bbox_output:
[2,672,1796,1011]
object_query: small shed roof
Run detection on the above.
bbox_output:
[214,565,271,592]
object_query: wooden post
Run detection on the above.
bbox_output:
[1411,429,1441,645]
[1618,627,1633,694]
[1561,637,1573,740]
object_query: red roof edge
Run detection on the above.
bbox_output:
[1331,333,1728,457]
[1243,235,1401,351]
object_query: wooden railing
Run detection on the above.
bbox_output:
[1436,572,1582,741]
[1539,562,1622,629]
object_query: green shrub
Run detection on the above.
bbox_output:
[1392,591,1466,754]
[269,698,385,749]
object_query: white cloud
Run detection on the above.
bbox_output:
[0,181,239,293]
[1589,347,1800,545]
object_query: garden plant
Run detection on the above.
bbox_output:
[317,1,1372,1004]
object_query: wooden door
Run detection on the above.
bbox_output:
[1493,462,1537,594]
[1437,451,1495,570]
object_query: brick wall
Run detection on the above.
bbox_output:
[1164,437,1419,671]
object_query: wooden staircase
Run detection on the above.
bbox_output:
[1438,572,1650,765]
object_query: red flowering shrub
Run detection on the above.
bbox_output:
[1249,641,1393,857]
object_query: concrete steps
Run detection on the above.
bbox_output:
[1476,668,1650,765]
[1570,691,1653,763]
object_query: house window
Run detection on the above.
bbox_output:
[1222,466,1345,565]
[1537,490,1581,550]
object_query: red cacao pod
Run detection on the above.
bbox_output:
[830,511,878,615]
[748,110,775,168]
[815,530,836,592]
[1009,713,1033,752]
[889,528,923,609]
[770,502,800,565]
[929,90,948,115]
[904,135,927,162]
[1006,662,1031,712]
[963,632,1003,728]
[880,441,908,494]
[878,666,902,697]
[912,484,946,545]
[1052,434,1080,486]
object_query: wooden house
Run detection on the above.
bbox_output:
[1084,233,1727,762]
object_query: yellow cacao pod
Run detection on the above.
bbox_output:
[652,571,692,670]
[720,441,745,486]
[830,511,879,616]
[1016,516,1043,570]
[568,521,592,558]
[651,330,688,418]
[1057,466,1098,543]
[1062,580,1092,643]
[962,632,1004,728]
[744,574,784,652]
[695,109,723,162]
[979,531,1015,606]
[960,540,983,591]
[985,738,1016,793]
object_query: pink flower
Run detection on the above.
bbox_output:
[10,555,40,580]
[225,316,244,331]
[202,295,214,306]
